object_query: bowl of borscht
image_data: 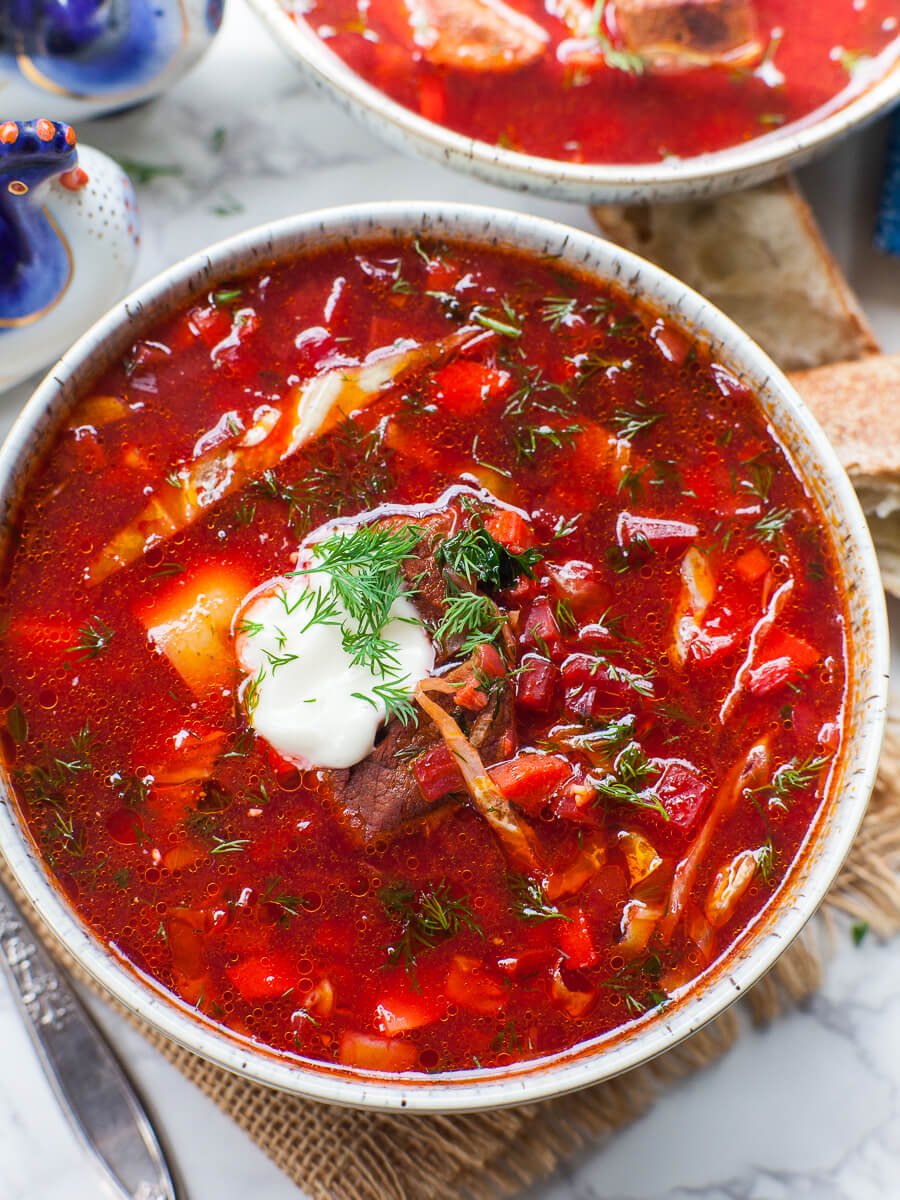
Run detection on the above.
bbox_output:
[0,204,887,1111]
[249,0,900,201]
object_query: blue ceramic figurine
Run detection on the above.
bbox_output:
[0,0,223,120]
[0,118,140,391]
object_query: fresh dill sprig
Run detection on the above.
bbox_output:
[67,617,115,660]
[513,422,584,462]
[540,296,580,332]
[612,402,663,443]
[436,519,541,591]
[381,881,483,978]
[600,954,666,1015]
[754,753,831,812]
[508,874,569,923]
[753,507,792,543]
[592,742,668,820]
[434,591,505,655]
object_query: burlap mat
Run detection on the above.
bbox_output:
[3,184,899,1199]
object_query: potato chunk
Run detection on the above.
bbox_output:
[139,563,251,694]
[613,0,762,70]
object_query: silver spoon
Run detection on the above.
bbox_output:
[0,876,178,1200]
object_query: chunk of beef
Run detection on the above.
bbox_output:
[613,0,762,70]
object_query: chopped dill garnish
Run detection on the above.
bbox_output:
[433,591,505,656]
[68,617,115,660]
[592,742,668,820]
[513,422,584,462]
[381,881,483,978]
[508,874,569,923]
[540,296,580,331]
[753,507,793,543]
[210,836,249,856]
[753,753,831,812]
[612,402,663,442]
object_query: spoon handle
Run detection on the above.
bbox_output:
[0,876,178,1200]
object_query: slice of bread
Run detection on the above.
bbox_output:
[592,178,878,371]
[789,356,900,597]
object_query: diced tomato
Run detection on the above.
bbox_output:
[519,598,563,659]
[734,545,770,583]
[429,360,512,417]
[546,560,610,616]
[653,761,712,836]
[557,907,599,968]
[747,630,820,697]
[516,654,560,714]
[185,304,232,349]
[488,752,571,815]
[226,952,298,1000]
[616,512,699,552]
[339,1031,417,1072]
[413,742,464,804]
[426,257,459,293]
[445,955,506,1014]
[374,976,445,1035]
[482,509,535,554]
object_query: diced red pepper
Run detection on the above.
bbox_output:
[445,955,506,1014]
[557,907,599,968]
[482,508,535,554]
[747,630,820,697]
[519,597,564,660]
[653,761,712,836]
[226,952,298,1000]
[429,360,511,417]
[516,654,560,714]
[616,512,699,552]
[413,742,464,804]
[488,752,572,815]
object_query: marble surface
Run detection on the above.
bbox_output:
[1,4,899,1198]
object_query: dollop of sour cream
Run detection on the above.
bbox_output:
[235,552,435,770]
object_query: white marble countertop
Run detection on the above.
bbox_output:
[1,5,898,1198]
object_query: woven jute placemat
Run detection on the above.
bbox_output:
[3,181,899,1200]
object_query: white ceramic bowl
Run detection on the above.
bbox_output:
[249,0,900,203]
[0,204,889,1112]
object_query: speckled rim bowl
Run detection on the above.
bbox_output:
[0,203,889,1112]
[248,0,900,203]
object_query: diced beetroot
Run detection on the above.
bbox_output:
[653,761,712,835]
[445,955,506,1014]
[561,653,641,717]
[430,360,512,417]
[413,742,464,804]
[687,607,744,666]
[516,654,560,713]
[550,963,596,1018]
[546,560,610,616]
[649,319,691,365]
[519,598,563,659]
[616,512,699,552]
[488,752,572,815]
[748,630,820,697]
[557,907,599,969]
[226,952,298,1000]
[185,304,232,349]
[106,807,143,846]
[482,509,536,554]
[294,325,337,373]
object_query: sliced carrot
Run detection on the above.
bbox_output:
[338,1031,418,1071]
